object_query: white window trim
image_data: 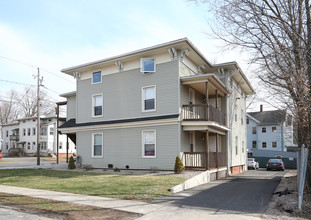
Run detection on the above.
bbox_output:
[142,85,156,112]
[92,133,104,158]
[140,58,156,73]
[142,130,156,158]
[92,94,103,118]
[92,71,102,84]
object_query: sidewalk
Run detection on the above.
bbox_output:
[0,185,262,220]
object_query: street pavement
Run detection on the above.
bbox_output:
[0,157,67,169]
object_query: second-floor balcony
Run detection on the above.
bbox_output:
[182,104,226,126]
[9,134,19,141]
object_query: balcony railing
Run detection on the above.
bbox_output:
[9,135,19,141]
[182,104,226,126]
[182,152,227,169]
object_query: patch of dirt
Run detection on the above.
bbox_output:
[0,193,141,220]
[261,170,311,220]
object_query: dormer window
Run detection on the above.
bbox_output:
[141,58,156,73]
[92,71,102,84]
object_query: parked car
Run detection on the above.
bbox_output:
[266,158,285,171]
[247,158,259,169]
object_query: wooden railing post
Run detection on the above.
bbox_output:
[206,131,209,170]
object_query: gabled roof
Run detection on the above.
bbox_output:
[61,38,213,74]
[61,38,254,95]
[247,110,286,125]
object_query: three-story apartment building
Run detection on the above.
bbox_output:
[59,38,254,175]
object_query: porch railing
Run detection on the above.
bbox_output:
[182,152,227,169]
[182,104,226,126]
[183,152,206,168]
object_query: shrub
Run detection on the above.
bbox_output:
[174,156,185,174]
[68,156,76,169]
[114,167,120,172]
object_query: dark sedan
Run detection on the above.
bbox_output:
[266,158,285,171]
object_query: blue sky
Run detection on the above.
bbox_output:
[0,0,256,106]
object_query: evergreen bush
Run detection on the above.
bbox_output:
[174,156,185,174]
[68,156,76,169]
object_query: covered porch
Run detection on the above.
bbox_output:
[180,129,228,171]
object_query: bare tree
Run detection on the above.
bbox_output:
[0,90,19,124]
[192,0,311,186]
[16,86,55,118]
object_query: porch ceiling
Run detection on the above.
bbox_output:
[181,74,229,96]
[181,121,229,135]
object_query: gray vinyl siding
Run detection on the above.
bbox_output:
[180,130,190,152]
[76,124,179,170]
[76,61,179,123]
[66,95,76,120]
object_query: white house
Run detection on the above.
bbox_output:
[1,116,76,157]
[246,105,296,153]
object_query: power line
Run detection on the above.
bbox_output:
[0,55,75,84]
[0,55,34,68]
[42,86,61,95]
[0,79,34,86]
[40,68,75,84]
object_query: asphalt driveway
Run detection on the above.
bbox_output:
[150,169,286,214]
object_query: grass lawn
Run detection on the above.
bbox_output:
[0,169,185,201]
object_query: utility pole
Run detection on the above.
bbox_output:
[56,104,59,164]
[37,68,41,166]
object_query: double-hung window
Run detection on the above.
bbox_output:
[252,141,257,149]
[92,71,102,84]
[92,94,103,117]
[92,133,103,157]
[142,130,156,158]
[142,86,156,111]
[141,58,156,73]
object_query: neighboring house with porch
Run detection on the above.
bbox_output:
[58,38,254,176]
[1,116,75,156]
[246,105,296,154]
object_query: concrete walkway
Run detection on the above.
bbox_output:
[0,185,262,219]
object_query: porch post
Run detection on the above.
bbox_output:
[205,81,209,120]
[206,130,209,170]
[215,90,218,108]
[216,133,219,179]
